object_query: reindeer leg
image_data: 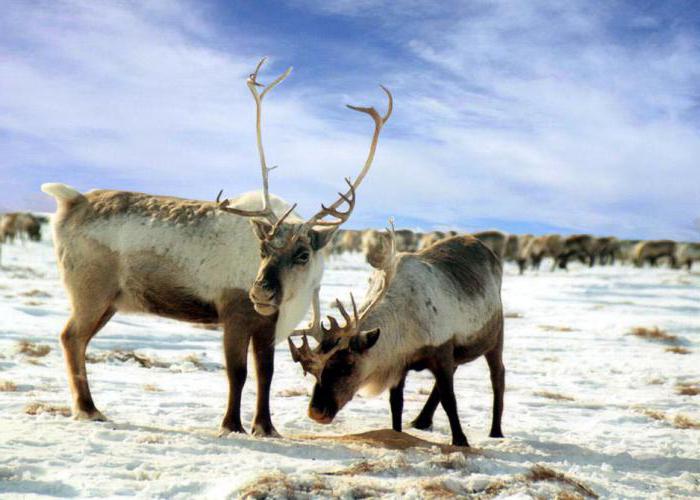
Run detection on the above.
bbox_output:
[220,319,251,435]
[485,341,505,438]
[61,306,115,421]
[389,373,406,432]
[431,351,468,447]
[411,382,439,430]
[250,324,279,437]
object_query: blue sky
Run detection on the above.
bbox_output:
[1,0,699,239]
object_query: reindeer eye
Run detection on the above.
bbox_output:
[294,250,310,265]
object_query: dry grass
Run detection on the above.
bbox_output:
[504,311,523,319]
[86,350,170,369]
[136,434,165,444]
[143,384,163,393]
[539,325,577,332]
[647,378,665,385]
[418,386,433,396]
[182,353,203,368]
[421,480,459,498]
[24,402,71,417]
[276,387,309,397]
[323,457,408,477]
[238,471,334,499]
[676,382,700,396]
[638,408,700,429]
[17,340,50,357]
[0,380,17,392]
[534,391,575,402]
[18,289,51,298]
[673,414,700,430]
[665,346,691,354]
[481,465,597,498]
[527,465,598,498]
[629,326,678,343]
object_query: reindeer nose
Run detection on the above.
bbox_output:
[309,406,333,424]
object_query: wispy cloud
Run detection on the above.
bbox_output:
[1,0,699,239]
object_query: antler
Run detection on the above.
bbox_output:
[217,57,297,236]
[303,86,393,231]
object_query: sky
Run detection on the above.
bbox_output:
[1,0,699,240]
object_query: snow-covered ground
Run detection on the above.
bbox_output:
[1,231,698,498]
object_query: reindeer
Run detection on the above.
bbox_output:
[592,236,619,266]
[472,230,507,260]
[289,225,505,447]
[41,58,392,436]
[633,240,677,268]
[676,242,700,270]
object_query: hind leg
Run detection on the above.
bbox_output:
[61,306,115,420]
[485,341,505,438]
[411,382,440,430]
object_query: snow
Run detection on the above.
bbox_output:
[1,231,699,498]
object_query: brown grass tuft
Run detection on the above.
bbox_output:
[17,340,51,357]
[676,383,699,396]
[323,457,409,477]
[24,402,71,417]
[665,346,691,354]
[556,491,586,500]
[672,414,700,430]
[143,384,163,393]
[640,408,666,421]
[418,386,433,396]
[276,387,309,397]
[504,311,523,319]
[238,472,333,499]
[19,289,51,298]
[421,480,458,498]
[0,380,17,392]
[539,325,577,332]
[182,353,203,368]
[86,350,169,369]
[527,465,598,498]
[534,391,575,401]
[629,326,678,343]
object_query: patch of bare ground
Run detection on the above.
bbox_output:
[143,384,163,393]
[24,402,71,417]
[539,325,577,332]
[637,408,700,429]
[504,311,523,319]
[421,479,459,498]
[17,340,51,357]
[666,346,691,354]
[0,380,17,392]
[534,391,575,401]
[483,464,598,499]
[676,382,700,396]
[304,429,477,454]
[86,350,170,369]
[276,387,308,397]
[629,326,677,343]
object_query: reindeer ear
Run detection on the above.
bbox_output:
[349,328,380,353]
[250,218,274,241]
[310,228,338,251]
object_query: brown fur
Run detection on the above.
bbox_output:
[633,240,677,267]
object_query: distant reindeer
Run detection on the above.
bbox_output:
[555,234,596,270]
[472,230,507,260]
[676,243,700,270]
[633,240,677,268]
[42,58,392,436]
[418,230,446,250]
[592,236,619,266]
[289,226,505,447]
[1,213,18,243]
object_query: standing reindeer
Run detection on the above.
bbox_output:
[289,226,505,447]
[42,58,392,436]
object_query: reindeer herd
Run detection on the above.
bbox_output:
[19,58,697,448]
[336,228,700,272]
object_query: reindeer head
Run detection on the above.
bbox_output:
[218,57,392,316]
[288,223,397,423]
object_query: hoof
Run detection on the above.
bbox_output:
[219,424,246,437]
[73,409,108,422]
[251,421,280,438]
[489,430,504,438]
[452,434,469,447]
[410,418,433,431]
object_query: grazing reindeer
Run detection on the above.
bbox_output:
[633,240,677,268]
[42,58,392,436]
[289,226,505,447]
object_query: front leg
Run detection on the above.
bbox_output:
[250,324,279,437]
[389,374,406,432]
[220,316,251,435]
